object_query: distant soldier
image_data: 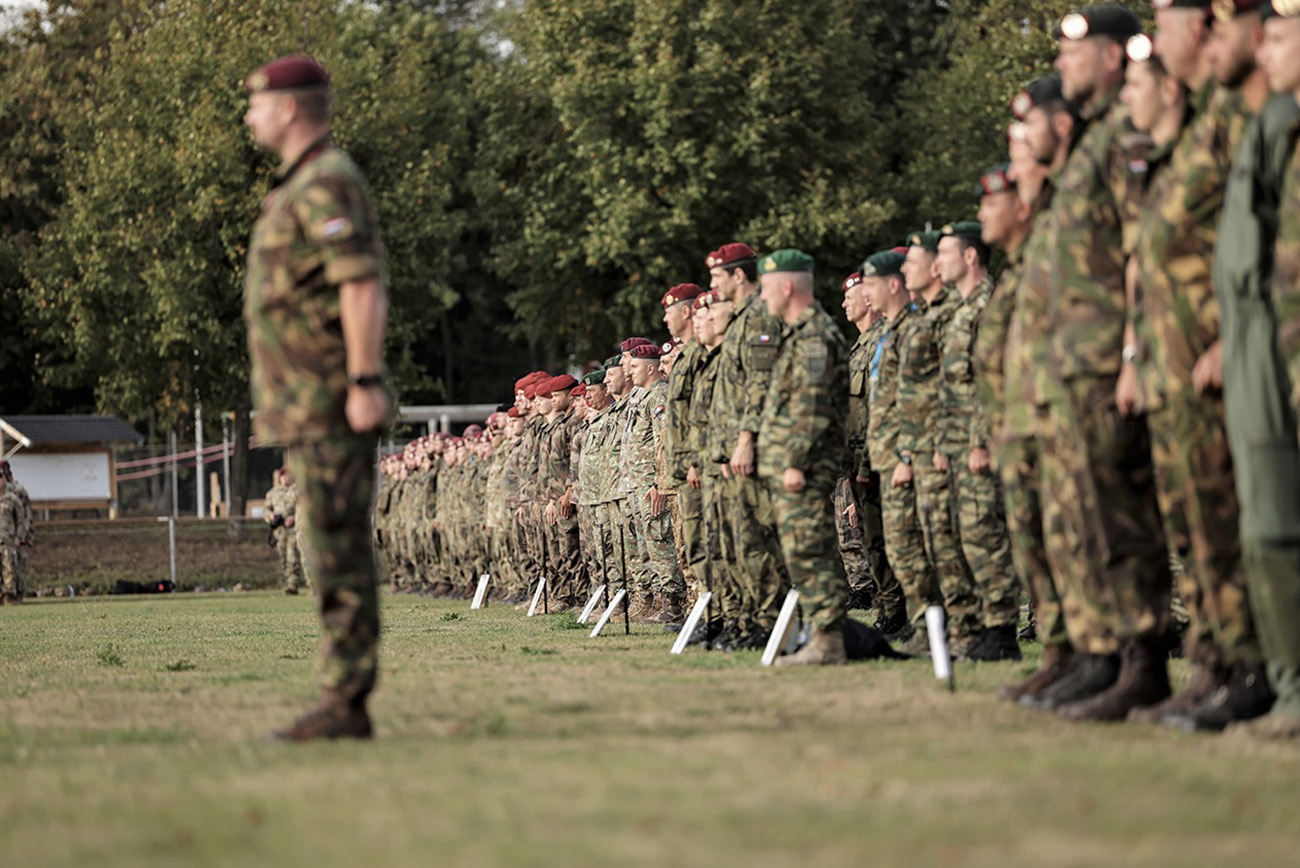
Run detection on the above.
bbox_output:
[753,249,851,666]
[264,466,306,595]
[0,476,26,605]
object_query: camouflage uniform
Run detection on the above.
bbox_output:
[374,468,396,584]
[541,409,584,606]
[1039,85,1170,655]
[711,292,789,637]
[244,135,387,705]
[628,377,684,605]
[841,318,903,618]
[938,275,1020,630]
[691,344,736,628]
[758,302,851,632]
[265,479,306,592]
[869,303,940,624]
[0,488,25,601]
[896,286,980,638]
[666,339,706,594]
[1132,83,1254,663]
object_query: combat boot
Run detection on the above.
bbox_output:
[895,626,931,658]
[873,610,908,638]
[270,692,372,742]
[948,630,984,661]
[283,585,300,596]
[774,628,847,667]
[998,642,1074,702]
[1163,660,1275,732]
[653,593,685,628]
[1057,636,1170,722]
[1128,644,1226,724]
[964,625,1022,662]
[1019,652,1120,711]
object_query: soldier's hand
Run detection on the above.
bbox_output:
[720,463,732,480]
[346,383,390,434]
[782,467,806,492]
[1116,363,1139,416]
[933,452,948,473]
[844,502,857,525]
[687,466,701,490]
[544,502,558,525]
[968,447,990,476]
[891,462,913,489]
[647,487,667,517]
[729,433,755,477]
[1192,341,1224,395]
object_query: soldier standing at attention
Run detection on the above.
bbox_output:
[661,284,706,606]
[243,55,391,740]
[708,243,790,649]
[753,250,851,666]
[264,466,306,595]
[0,476,25,605]
[838,272,906,633]
[935,220,1023,661]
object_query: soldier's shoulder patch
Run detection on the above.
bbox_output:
[321,217,349,238]
[653,403,665,417]
[805,339,829,379]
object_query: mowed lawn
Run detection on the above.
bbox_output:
[1,593,1297,868]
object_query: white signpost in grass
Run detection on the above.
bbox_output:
[470,573,491,609]
[577,584,606,624]
[760,589,802,667]
[925,604,955,692]
[526,576,547,617]
[670,591,712,655]
[589,589,627,638]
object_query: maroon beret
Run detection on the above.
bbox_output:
[628,344,664,360]
[693,290,717,310]
[571,383,588,398]
[842,272,864,293]
[245,55,330,93]
[619,337,655,353]
[662,283,704,308]
[705,242,757,270]
[546,374,578,393]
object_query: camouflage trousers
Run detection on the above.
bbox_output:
[0,543,26,598]
[953,462,1021,629]
[1149,394,1257,663]
[700,470,742,625]
[288,434,380,705]
[916,454,980,637]
[767,477,849,633]
[277,525,306,592]
[1245,541,1300,670]
[880,472,939,626]
[720,472,790,634]
[631,492,685,599]
[996,434,1065,645]
[833,473,904,618]
[577,505,603,597]
[488,524,521,599]
[593,501,631,593]
[542,510,583,606]
[663,492,695,605]
[675,483,704,599]
[619,496,652,595]
[1038,377,1171,655]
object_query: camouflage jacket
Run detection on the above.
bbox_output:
[627,378,669,495]
[1014,184,1066,424]
[710,292,783,461]
[757,303,849,487]
[1275,123,1300,401]
[577,408,609,506]
[897,287,960,456]
[665,338,703,485]
[689,346,723,477]
[939,276,995,455]
[614,388,645,497]
[244,137,388,446]
[0,491,20,544]
[847,318,886,477]
[517,416,546,504]
[1047,84,1152,382]
[1134,83,1252,409]
[867,303,919,473]
[973,248,1022,443]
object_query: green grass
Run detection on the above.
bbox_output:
[1,593,1297,868]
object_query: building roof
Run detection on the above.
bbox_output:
[0,415,144,445]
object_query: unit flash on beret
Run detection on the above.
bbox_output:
[1011,91,1033,120]
[1126,33,1154,63]
[1279,0,1300,13]
[862,263,878,277]
[983,174,1007,194]
[247,72,269,92]
[1060,12,1090,40]
[762,258,777,272]
[1151,0,1174,9]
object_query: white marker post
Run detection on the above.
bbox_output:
[577,584,606,624]
[670,591,712,655]
[526,576,548,617]
[760,589,801,667]
[589,589,627,637]
[925,605,955,692]
[470,573,491,609]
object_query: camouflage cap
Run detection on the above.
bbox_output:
[758,248,815,274]
[941,220,984,240]
[245,55,330,93]
[860,250,905,278]
[906,230,942,252]
[1056,5,1143,42]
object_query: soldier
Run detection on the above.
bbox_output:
[0,476,25,605]
[751,249,851,666]
[897,229,981,655]
[626,343,686,624]
[863,249,941,643]
[264,466,306,594]
[1215,0,1300,741]
[661,283,707,612]
[1022,6,1173,722]
[538,374,583,609]
[1124,3,1272,731]
[838,271,905,633]
[934,219,1023,660]
[707,242,790,649]
[243,54,392,740]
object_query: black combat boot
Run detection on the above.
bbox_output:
[999,642,1073,702]
[964,624,1023,662]
[1057,636,1170,722]
[1163,660,1276,732]
[1019,652,1120,711]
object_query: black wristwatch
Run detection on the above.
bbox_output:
[349,373,385,388]
[898,452,913,466]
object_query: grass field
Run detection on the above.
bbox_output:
[2,592,1298,868]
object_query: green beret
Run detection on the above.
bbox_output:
[907,230,941,253]
[758,248,815,274]
[581,369,606,387]
[861,250,905,278]
[941,220,983,241]
[1056,5,1142,42]
[603,355,622,369]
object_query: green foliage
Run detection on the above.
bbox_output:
[96,642,124,667]
[163,658,197,672]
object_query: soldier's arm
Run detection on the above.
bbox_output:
[738,314,782,434]
[781,338,835,473]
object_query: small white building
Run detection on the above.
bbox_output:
[0,415,144,518]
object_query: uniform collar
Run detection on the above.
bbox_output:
[275,135,333,185]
